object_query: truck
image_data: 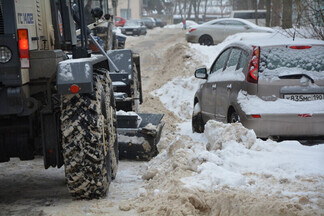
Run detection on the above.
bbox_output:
[0,0,164,199]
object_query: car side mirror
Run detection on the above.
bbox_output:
[195,68,207,79]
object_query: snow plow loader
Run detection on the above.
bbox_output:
[0,0,163,199]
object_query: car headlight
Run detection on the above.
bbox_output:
[0,46,12,63]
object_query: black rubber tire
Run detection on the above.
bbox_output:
[199,35,214,46]
[131,63,140,113]
[192,103,205,133]
[228,109,240,123]
[106,79,119,180]
[61,72,117,199]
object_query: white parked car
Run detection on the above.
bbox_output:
[185,18,274,46]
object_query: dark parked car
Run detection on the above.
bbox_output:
[121,20,147,36]
[154,18,167,27]
[141,17,156,29]
[192,37,324,140]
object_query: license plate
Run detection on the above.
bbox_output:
[284,94,324,101]
[126,31,132,34]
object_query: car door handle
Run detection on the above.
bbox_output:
[227,84,232,90]
[212,84,217,90]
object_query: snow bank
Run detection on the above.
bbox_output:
[151,76,202,120]
[164,20,198,29]
[148,120,324,189]
[126,121,324,215]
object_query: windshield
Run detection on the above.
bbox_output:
[125,21,140,26]
[259,45,324,80]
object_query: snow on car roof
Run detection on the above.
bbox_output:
[224,32,324,48]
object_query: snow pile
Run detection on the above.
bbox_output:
[164,20,198,29]
[117,110,139,116]
[125,121,324,215]
[151,76,202,120]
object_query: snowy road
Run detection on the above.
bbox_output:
[0,27,323,216]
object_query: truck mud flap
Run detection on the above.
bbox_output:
[117,113,164,160]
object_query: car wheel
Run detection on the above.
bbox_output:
[228,108,240,123]
[192,103,205,133]
[199,35,214,46]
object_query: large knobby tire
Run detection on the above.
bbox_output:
[199,35,214,46]
[192,102,205,133]
[98,68,119,180]
[131,63,140,113]
[106,78,119,180]
[61,72,117,199]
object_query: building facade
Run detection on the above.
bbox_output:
[109,0,143,20]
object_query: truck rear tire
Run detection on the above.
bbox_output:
[61,73,117,199]
[131,62,140,113]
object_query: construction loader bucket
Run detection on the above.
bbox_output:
[117,113,164,160]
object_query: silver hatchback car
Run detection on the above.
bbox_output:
[192,38,324,139]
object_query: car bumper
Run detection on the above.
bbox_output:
[185,34,199,43]
[241,113,324,139]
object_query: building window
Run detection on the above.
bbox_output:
[121,9,131,19]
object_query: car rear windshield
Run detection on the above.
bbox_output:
[259,45,324,80]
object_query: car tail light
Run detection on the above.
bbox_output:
[247,46,260,84]
[189,28,197,33]
[289,45,312,49]
[17,29,30,68]
[251,114,261,118]
[70,84,80,94]
[298,114,312,118]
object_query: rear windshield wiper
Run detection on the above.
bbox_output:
[279,74,314,83]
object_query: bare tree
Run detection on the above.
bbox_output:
[203,0,208,21]
[258,0,266,9]
[187,0,192,19]
[232,0,249,10]
[192,0,202,22]
[265,0,271,27]
[291,0,324,40]
[271,0,281,26]
[282,0,292,29]
[253,0,258,25]
[295,0,303,28]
